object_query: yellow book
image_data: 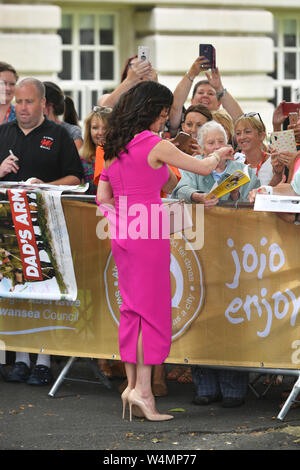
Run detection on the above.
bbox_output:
[205,166,250,200]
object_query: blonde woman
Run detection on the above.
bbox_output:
[234,113,275,186]
[81,106,112,195]
[81,106,125,378]
[212,109,234,146]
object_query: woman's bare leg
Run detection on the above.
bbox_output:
[124,362,136,389]
[127,327,173,420]
[134,329,156,413]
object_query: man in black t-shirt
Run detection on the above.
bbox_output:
[0,77,83,184]
[0,78,83,386]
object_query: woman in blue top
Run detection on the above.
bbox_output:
[0,62,18,124]
[172,120,261,206]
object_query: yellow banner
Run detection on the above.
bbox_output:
[0,200,300,370]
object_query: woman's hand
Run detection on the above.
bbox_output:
[191,192,219,209]
[276,151,297,168]
[230,188,240,201]
[271,153,285,175]
[188,56,211,78]
[190,141,203,156]
[272,101,286,131]
[146,67,158,82]
[205,67,223,94]
[248,188,259,203]
[214,146,234,161]
[289,121,300,144]
[248,186,270,203]
[128,59,153,82]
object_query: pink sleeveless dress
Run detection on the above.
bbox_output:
[98,130,172,365]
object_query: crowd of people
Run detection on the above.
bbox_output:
[0,52,300,419]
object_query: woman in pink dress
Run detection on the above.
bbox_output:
[96,81,234,421]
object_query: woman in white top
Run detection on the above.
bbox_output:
[234,113,275,186]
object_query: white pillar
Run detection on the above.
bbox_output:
[0,4,62,80]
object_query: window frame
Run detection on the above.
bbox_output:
[56,9,120,120]
[271,15,300,105]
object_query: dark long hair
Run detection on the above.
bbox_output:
[104,81,173,160]
[184,104,213,122]
[120,55,137,82]
[44,81,79,126]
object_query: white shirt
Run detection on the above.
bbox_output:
[234,152,246,163]
[255,157,273,186]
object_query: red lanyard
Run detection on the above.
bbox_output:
[245,152,267,176]
[2,105,11,123]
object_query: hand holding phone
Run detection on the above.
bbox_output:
[172,132,196,155]
[138,46,150,62]
[131,53,152,81]
[270,130,297,153]
[199,44,216,69]
[282,102,300,116]
[289,112,299,126]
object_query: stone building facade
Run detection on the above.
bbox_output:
[1,0,300,130]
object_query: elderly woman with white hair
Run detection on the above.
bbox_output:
[172,120,260,207]
[172,120,261,407]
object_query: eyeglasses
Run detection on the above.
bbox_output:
[241,112,264,125]
[93,105,113,114]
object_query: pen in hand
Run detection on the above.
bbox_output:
[9,149,18,162]
[6,149,19,174]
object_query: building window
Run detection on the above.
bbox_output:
[270,17,300,105]
[57,12,118,120]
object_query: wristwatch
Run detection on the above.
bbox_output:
[217,88,227,100]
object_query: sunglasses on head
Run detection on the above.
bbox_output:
[93,105,113,114]
[241,112,264,125]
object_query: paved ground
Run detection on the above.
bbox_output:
[1,358,300,453]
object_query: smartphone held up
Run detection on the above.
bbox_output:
[138,45,150,62]
[172,132,195,155]
[282,102,300,116]
[199,44,216,69]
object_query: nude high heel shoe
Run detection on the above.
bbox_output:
[121,386,131,420]
[121,387,144,419]
[128,389,174,422]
